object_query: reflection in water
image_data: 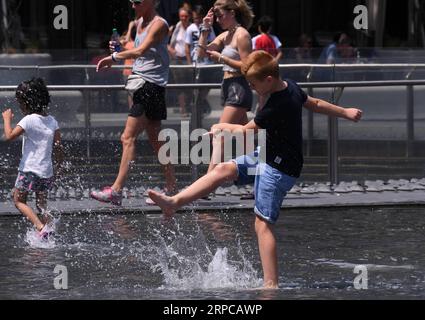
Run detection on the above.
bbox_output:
[196,212,240,242]
[0,207,425,299]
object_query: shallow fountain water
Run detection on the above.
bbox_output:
[1,207,425,299]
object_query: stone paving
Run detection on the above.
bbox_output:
[1,178,425,216]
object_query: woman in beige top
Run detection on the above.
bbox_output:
[198,0,255,173]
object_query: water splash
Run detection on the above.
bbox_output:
[157,247,261,290]
[25,229,56,249]
[24,216,60,249]
[148,220,261,290]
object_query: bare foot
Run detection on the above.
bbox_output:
[263,281,279,289]
[147,190,178,216]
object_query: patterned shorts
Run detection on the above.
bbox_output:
[14,171,54,193]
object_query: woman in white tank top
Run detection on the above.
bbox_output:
[91,0,176,206]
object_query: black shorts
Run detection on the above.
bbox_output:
[129,81,167,121]
[221,76,253,110]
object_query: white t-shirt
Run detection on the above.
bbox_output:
[174,26,187,58]
[185,23,216,64]
[17,114,59,178]
[252,34,282,50]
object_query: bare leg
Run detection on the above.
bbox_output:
[255,216,279,289]
[145,120,176,193]
[112,116,147,192]
[14,190,44,231]
[209,134,225,173]
[36,192,51,225]
[35,192,47,213]
[127,95,133,109]
[148,162,238,215]
[207,106,248,173]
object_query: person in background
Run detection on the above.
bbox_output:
[180,1,192,14]
[197,0,255,174]
[185,5,216,115]
[252,15,283,110]
[319,32,354,64]
[252,15,283,61]
[168,6,192,117]
[294,33,314,63]
[317,32,357,81]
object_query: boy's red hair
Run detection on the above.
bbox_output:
[241,50,280,80]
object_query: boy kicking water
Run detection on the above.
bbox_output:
[148,51,362,288]
[2,78,64,240]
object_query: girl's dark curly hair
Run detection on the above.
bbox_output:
[15,78,51,114]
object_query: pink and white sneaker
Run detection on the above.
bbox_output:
[90,186,123,206]
[39,223,55,240]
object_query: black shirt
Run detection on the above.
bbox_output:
[254,79,307,178]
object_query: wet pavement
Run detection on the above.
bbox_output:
[1,178,425,216]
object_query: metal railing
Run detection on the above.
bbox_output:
[2,63,425,184]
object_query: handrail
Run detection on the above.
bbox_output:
[1,79,423,185]
[1,79,425,91]
[1,63,425,70]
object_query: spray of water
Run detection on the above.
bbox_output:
[24,216,60,249]
[25,229,56,249]
[146,219,262,290]
[17,209,262,291]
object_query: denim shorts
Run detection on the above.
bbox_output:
[231,150,297,224]
[231,148,260,186]
[14,171,54,193]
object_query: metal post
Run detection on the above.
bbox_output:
[84,68,91,158]
[85,92,91,158]
[328,87,344,186]
[328,116,339,186]
[406,85,414,157]
[307,88,314,157]
[306,67,314,157]
[190,63,201,181]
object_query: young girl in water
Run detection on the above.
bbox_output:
[2,78,63,239]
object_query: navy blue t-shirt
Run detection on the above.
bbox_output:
[254,79,307,178]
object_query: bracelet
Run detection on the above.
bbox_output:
[199,24,211,33]
[218,54,224,64]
